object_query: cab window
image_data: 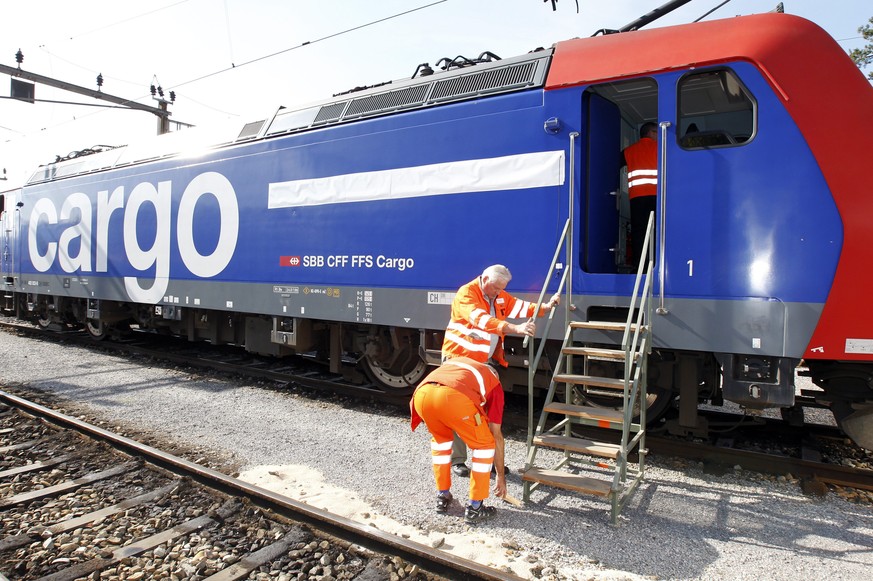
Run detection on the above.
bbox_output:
[677,69,755,149]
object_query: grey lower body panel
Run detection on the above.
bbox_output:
[12,274,821,360]
[568,293,821,359]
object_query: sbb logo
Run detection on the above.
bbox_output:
[280,256,301,267]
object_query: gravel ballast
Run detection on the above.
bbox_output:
[1,330,871,580]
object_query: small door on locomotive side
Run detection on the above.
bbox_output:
[0,191,18,283]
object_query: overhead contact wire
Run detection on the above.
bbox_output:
[170,0,450,90]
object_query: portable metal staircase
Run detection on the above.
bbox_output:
[521,210,655,525]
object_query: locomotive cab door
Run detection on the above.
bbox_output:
[580,70,768,338]
[0,190,17,307]
[0,192,10,280]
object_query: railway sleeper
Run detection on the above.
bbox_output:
[37,498,242,581]
[0,482,183,553]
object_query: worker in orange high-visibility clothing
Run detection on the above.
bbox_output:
[441,264,559,477]
[622,121,658,269]
[411,357,507,523]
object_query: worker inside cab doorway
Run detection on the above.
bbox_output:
[621,121,658,270]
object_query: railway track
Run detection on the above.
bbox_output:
[566,410,873,496]
[0,391,521,581]
[4,319,872,505]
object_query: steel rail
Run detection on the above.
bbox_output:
[646,434,873,491]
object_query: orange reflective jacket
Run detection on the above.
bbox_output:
[441,277,543,367]
[410,357,503,431]
[624,137,658,199]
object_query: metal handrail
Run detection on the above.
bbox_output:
[657,121,671,315]
[526,131,578,450]
[621,211,655,348]
[613,211,654,498]
[525,219,570,449]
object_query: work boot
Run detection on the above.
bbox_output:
[452,463,470,477]
[436,491,453,514]
[464,502,497,523]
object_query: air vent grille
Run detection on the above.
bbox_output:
[262,51,550,138]
[313,101,349,125]
[346,84,429,118]
[431,62,538,101]
[237,120,265,140]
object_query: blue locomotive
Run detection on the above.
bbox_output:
[2,11,872,448]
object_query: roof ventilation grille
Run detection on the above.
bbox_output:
[346,84,429,119]
[431,61,537,102]
[313,101,349,125]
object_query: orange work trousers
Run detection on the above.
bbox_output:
[413,383,495,501]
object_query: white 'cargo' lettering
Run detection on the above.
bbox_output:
[176,172,239,278]
[26,171,240,304]
[58,192,92,273]
[123,180,172,304]
[96,186,124,272]
[29,198,58,273]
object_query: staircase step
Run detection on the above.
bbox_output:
[570,321,639,333]
[533,435,620,459]
[543,402,625,425]
[553,374,625,390]
[522,467,612,497]
[562,346,627,360]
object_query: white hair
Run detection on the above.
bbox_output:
[482,264,511,284]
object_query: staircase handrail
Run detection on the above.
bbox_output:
[621,211,655,349]
[525,218,571,448]
[621,211,655,417]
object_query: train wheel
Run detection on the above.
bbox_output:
[580,385,675,423]
[360,327,429,393]
[579,356,676,422]
[36,315,53,329]
[85,319,108,340]
[806,361,873,449]
[637,386,676,421]
[363,352,428,394]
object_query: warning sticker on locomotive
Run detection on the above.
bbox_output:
[845,338,873,354]
[427,292,455,305]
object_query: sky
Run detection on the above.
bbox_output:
[0,0,870,189]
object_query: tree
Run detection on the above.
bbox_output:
[849,17,873,80]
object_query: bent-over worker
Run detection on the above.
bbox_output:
[410,356,507,523]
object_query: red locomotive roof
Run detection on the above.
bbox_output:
[548,13,873,360]
[548,13,850,91]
